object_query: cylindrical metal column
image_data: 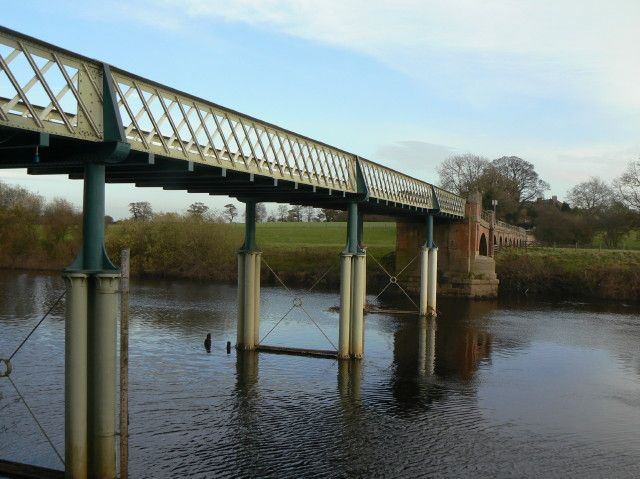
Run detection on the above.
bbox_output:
[346,201,358,254]
[64,273,88,479]
[427,247,438,317]
[82,163,106,271]
[362,254,367,312]
[338,253,353,359]
[243,201,257,251]
[253,252,261,347]
[419,245,429,317]
[236,252,245,348]
[242,252,256,350]
[88,273,120,479]
[350,254,366,359]
[426,213,434,248]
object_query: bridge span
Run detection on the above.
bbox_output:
[0,26,522,478]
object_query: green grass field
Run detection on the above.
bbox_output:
[592,230,640,249]
[252,221,396,250]
[249,222,397,279]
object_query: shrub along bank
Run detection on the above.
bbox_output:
[105,218,396,289]
[495,247,640,301]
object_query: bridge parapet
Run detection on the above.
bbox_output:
[496,219,526,236]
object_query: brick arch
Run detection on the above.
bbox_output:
[479,233,488,256]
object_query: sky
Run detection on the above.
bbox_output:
[2,0,639,219]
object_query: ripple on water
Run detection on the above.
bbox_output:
[1,273,640,477]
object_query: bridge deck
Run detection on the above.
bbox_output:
[0,26,464,217]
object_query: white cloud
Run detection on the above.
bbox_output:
[155,0,640,111]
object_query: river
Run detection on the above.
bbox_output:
[1,271,639,477]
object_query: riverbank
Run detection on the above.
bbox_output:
[0,220,397,290]
[495,247,640,301]
[2,218,639,301]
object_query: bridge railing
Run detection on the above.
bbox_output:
[433,186,466,217]
[480,209,494,224]
[0,28,104,142]
[496,220,527,236]
[0,26,465,217]
[359,159,436,210]
[110,68,359,193]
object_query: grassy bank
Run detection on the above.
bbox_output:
[104,219,397,289]
[496,247,640,301]
[4,215,639,301]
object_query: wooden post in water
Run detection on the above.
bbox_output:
[119,249,130,479]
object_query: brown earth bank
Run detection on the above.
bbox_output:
[495,248,640,302]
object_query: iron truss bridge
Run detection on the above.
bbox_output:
[0,26,464,218]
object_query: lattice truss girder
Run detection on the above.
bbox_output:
[0,31,103,141]
[360,159,436,210]
[0,27,466,217]
[433,185,466,217]
[111,71,357,193]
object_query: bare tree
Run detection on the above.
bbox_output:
[567,177,613,211]
[129,201,153,220]
[287,205,303,222]
[276,204,288,221]
[187,202,209,217]
[223,203,238,223]
[303,206,316,222]
[437,154,490,196]
[319,208,347,222]
[492,156,549,204]
[614,160,640,211]
[256,203,268,222]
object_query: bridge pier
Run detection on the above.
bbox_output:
[237,201,261,351]
[419,214,438,317]
[64,161,122,479]
[339,202,366,359]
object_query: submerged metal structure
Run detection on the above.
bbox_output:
[0,26,465,477]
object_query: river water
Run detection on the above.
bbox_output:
[1,271,639,478]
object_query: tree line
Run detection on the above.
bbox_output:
[438,154,640,246]
[128,200,360,224]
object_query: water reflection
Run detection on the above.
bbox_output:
[338,360,362,404]
[3,272,640,477]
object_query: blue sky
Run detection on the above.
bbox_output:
[2,0,639,218]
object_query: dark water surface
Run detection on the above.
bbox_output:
[1,271,640,477]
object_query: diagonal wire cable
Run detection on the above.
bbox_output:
[9,290,65,361]
[369,252,419,310]
[261,257,337,350]
[394,282,419,308]
[6,375,64,466]
[262,258,292,293]
[299,305,337,351]
[258,304,295,345]
[368,252,391,277]
[306,263,335,293]
[395,253,419,278]
[373,281,393,302]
